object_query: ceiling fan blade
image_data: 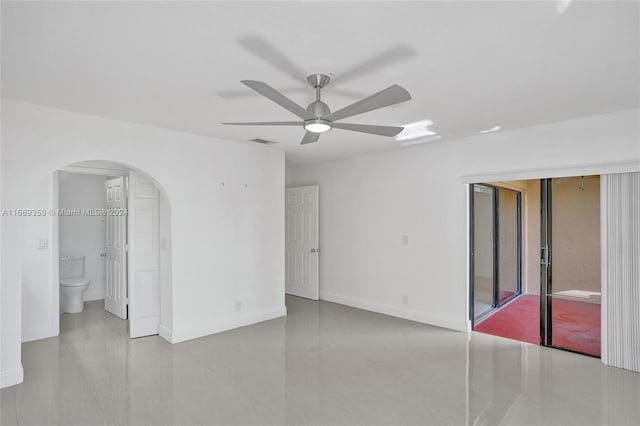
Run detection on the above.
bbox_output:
[332,123,404,137]
[217,86,308,99]
[222,121,302,126]
[241,80,312,120]
[237,36,308,82]
[323,84,411,122]
[300,132,320,145]
[333,45,416,85]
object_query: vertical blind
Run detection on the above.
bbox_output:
[601,172,640,372]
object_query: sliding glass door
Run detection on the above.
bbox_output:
[541,177,601,357]
[471,184,522,324]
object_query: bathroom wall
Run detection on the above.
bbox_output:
[58,172,107,302]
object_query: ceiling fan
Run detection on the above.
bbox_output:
[222,73,412,145]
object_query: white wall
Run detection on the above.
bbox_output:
[58,172,107,302]
[288,109,640,333]
[0,99,285,387]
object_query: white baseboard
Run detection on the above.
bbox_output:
[170,305,287,344]
[158,324,173,343]
[320,292,468,332]
[0,364,24,388]
[22,326,55,343]
[83,295,104,302]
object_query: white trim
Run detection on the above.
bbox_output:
[461,160,640,184]
[170,306,287,344]
[320,291,468,332]
[158,324,173,343]
[50,171,60,340]
[0,365,24,389]
[466,183,472,331]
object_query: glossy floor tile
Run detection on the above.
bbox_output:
[2,297,639,425]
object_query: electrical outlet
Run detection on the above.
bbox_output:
[235,301,242,312]
[402,235,409,245]
[402,295,409,305]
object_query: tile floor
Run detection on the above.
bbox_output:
[1,297,639,425]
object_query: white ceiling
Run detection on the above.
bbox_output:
[2,1,638,165]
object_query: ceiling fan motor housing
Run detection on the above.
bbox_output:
[304,100,332,133]
[307,100,331,118]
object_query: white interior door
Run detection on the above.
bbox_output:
[285,185,319,300]
[128,172,160,338]
[105,177,128,319]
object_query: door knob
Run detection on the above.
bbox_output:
[310,248,319,253]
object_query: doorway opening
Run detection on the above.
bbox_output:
[51,160,172,340]
[470,176,601,357]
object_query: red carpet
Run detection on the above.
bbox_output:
[475,295,601,357]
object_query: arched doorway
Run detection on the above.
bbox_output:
[44,160,173,340]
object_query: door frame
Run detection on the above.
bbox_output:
[540,178,553,346]
[469,183,523,327]
[50,162,170,341]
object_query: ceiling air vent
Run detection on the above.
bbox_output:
[248,138,278,145]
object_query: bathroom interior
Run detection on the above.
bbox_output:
[471,176,601,357]
[58,171,113,317]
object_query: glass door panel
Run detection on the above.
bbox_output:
[497,188,521,304]
[473,184,496,322]
[472,184,523,325]
[541,176,601,357]
[550,176,601,356]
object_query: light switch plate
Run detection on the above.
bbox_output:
[38,239,48,249]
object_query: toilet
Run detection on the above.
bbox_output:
[60,256,90,313]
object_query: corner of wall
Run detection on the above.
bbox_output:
[158,324,173,344]
[170,305,287,344]
[320,292,468,332]
[0,363,24,389]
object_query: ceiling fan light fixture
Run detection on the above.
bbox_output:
[304,119,332,133]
